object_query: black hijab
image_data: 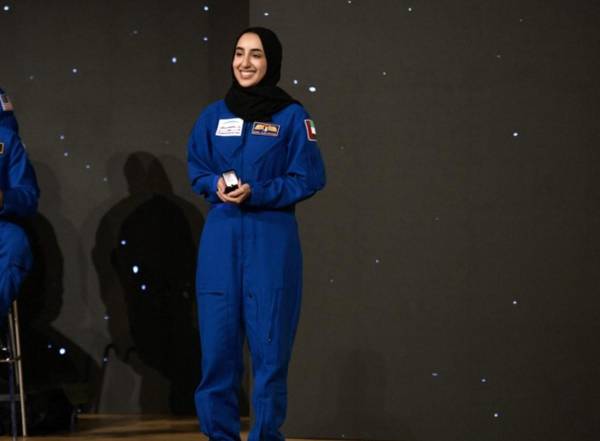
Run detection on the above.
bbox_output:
[224,27,299,122]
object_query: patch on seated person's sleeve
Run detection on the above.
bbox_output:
[0,142,4,155]
[1,93,14,112]
[304,119,317,142]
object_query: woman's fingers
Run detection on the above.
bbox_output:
[216,177,226,193]
[235,184,251,203]
[219,183,251,204]
[227,187,245,198]
[217,190,228,202]
[216,180,251,205]
[216,177,226,202]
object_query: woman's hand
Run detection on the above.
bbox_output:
[216,177,252,204]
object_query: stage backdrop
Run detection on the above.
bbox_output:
[2,1,600,440]
[0,0,247,415]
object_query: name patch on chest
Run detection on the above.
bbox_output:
[252,122,280,137]
[215,118,243,136]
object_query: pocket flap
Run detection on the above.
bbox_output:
[197,286,225,296]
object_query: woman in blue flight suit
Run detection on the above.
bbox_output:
[0,88,40,323]
[188,28,325,441]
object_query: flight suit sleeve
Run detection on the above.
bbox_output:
[187,114,221,205]
[0,131,39,219]
[245,108,326,209]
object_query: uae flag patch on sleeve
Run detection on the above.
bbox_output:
[304,119,317,141]
[0,94,13,112]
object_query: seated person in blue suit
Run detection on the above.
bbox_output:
[0,87,40,324]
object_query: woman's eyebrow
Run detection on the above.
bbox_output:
[235,47,264,53]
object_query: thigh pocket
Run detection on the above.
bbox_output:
[197,289,225,296]
[264,288,302,366]
[196,288,230,355]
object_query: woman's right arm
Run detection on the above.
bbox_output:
[187,115,221,205]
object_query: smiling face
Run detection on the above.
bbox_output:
[232,32,268,88]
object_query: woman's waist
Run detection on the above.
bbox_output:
[205,203,298,227]
[208,202,296,215]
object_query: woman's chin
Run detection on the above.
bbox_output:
[237,78,259,88]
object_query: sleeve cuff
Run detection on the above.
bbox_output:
[211,174,220,195]
[245,179,263,206]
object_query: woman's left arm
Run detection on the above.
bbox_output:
[244,109,326,209]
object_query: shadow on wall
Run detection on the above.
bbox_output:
[15,162,100,411]
[93,152,203,414]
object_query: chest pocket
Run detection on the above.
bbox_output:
[245,135,287,165]
[212,135,243,167]
[248,136,288,179]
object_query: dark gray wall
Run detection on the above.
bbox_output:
[1,0,600,440]
[248,1,600,440]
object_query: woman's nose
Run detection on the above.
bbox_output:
[241,55,252,67]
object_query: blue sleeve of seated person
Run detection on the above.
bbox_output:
[0,127,40,219]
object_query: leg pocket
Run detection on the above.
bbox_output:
[196,288,230,365]
[264,287,302,366]
[197,290,225,296]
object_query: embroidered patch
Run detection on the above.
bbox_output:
[215,118,243,136]
[0,94,14,112]
[251,122,280,137]
[0,142,4,155]
[304,119,317,141]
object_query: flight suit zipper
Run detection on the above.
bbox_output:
[240,122,249,296]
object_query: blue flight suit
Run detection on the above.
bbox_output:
[188,100,325,441]
[0,114,39,321]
